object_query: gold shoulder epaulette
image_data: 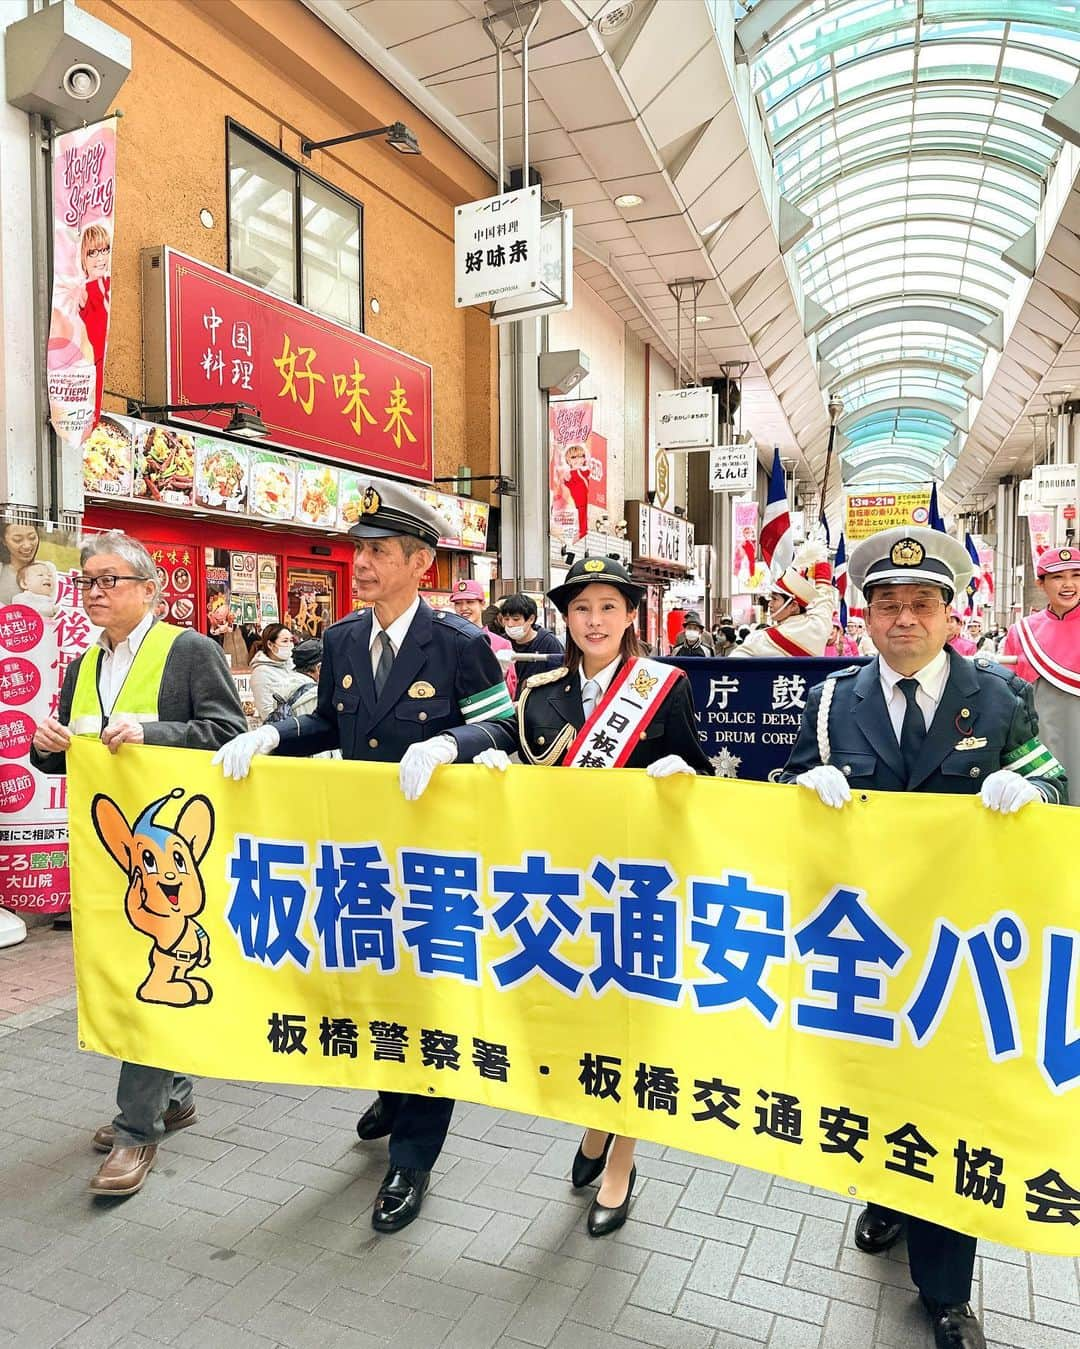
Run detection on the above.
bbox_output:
[524,665,569,688]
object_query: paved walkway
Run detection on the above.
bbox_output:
[1,926,1076,1349]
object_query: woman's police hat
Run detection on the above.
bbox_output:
[849,525,973,601]
[347,480,448,549]
[547,556,644,613]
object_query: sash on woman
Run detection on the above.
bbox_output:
[564,658,682,768]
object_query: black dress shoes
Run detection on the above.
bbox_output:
[571,1132,613,1189]
[372,1166,429,1233]
[854,1204,904,1254]
[921,1296,986,1349]
[356,1098,393,1142]
[587,1165,636,1238]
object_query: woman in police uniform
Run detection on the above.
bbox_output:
[477,556,713,1235]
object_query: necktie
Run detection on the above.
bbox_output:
[897,677,925,783]
[582,678,600,719]
[374,631,394,699]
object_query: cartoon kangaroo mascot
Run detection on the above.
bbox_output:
[91,787,215,1006]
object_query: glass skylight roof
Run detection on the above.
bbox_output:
[746,0,1080,482]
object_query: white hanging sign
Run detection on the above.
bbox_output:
[708,442,756,493]
[455,188,542,308]
[655,387,716,450]
[1034,463,1079,507]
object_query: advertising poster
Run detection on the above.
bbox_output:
[844,489,931,541]
[47,118,117,447]
[731,499,765,594]
[287,567,335,639]
[1029,510,1054,572]
[145,541,196,629]
[0,524,89,914]
[549,402,606,546]
[258,555,279,625]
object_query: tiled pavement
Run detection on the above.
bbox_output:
[1,928,1077,1349]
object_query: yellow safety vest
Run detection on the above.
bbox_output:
[69,621,184,736]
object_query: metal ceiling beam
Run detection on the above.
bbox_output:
[817,304,995,358]
[734,0,815,63]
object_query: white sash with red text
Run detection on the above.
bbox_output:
[1015,616,1080,696]
[564,658,682,768]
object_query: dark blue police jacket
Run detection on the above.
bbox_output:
[781,649,1068,801]
[274,600,515,763]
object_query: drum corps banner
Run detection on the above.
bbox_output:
[69,740,1080,1255]
[47,118,117,448]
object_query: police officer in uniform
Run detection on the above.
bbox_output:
[781,526,1067,1349]
[215,481,516,1234]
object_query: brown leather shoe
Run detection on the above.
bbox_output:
[92,1100,196,1153]
[88,1144,157,1196]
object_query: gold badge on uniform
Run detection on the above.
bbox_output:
[361,486,382,515]
[408,681,435,699]
[342,675,353,689]
[890,538,925,567]
[584,558,605,573]
[630,669,659,698]
[954,736,988,751]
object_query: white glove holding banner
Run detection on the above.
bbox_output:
[475,748,511,771]
[399,735,458,800]
[646,754,695,778]
[795,763,851,809]
[980,769,1041,814]
[212,725,280,781]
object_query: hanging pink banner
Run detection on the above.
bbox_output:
[549,402,605,545]
[1028,511,1054,574]
[47,118,118,448]
[731,499,763,593]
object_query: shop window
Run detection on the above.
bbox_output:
[227,123,363,330]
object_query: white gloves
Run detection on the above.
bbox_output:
[980,769,1042,814]
[494,647,513,671]
[212,725,280,780]
[795,763,851,809]
[647,754,695,778]
[399,735,458,800]
[475,748,511,771]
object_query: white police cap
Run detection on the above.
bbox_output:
[848,525,973,600]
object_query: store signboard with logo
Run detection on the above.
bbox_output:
[709,442,756,493]
[628,500,695,571]
[455,187,541,308]
[1034,463,1079,507]
[143,248,434,482]
[655,387,716,450]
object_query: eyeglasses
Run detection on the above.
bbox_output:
[73,574,147,592]
[86,246,111,258]
[868,599,945,619]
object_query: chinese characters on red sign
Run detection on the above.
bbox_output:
[165,252,434,482]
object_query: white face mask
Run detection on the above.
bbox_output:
[504,624,527,641]
[684,628,701,644]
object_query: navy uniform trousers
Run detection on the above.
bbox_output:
[782,650,1067,1305]
[275,600,515,1170]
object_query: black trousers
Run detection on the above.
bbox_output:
[865,1203,976,1305]
[377,1090,454,1171]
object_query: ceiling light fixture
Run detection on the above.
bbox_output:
[695,314,712,323]
[614,192,643,208]
[597,2,635,34]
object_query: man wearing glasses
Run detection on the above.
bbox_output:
[31,529,246,1198]
[780,525,1066,1349]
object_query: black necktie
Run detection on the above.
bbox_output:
[898,677,925,783]
[374,631,394,699]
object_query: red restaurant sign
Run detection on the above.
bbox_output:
[152,249,434,482]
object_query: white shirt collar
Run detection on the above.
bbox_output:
[579,657,621,698]
[370,595,420,654]
[97,609,156,658]
[878,646,950,701]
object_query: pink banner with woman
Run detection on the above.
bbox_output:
[47,118,117,448]
[549,401,607,545]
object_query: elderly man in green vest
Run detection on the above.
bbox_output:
[31,529,246,1198]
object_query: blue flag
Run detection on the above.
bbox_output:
[928,483,946,533]
[964,532,981,613]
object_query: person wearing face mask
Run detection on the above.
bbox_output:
[411,556,713,1237]
[671,610,713,656]
[249,622,305,725]
[499,592,564,690]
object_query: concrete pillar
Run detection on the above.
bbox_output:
[498,315,548,590]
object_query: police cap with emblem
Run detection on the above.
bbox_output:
[347,480,448,549]
[1037,546,1080,577]
[547,556,644,613]
[849,525,973,602]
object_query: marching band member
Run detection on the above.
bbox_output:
[1002,545,1080,801]
[730,542,833,658]
[471,556,713,1235]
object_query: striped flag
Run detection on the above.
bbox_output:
[835,531,848,628]
[964,531,981,614]
[928,483,946,532]
[760,447,794,576]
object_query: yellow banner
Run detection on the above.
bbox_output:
[69,740,1080,1254]
[844,489,932,541]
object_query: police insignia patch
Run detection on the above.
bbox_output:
[361,486,381,515]
[583,559,605,573]
[890,538,925,567]
[408,681,435,699]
